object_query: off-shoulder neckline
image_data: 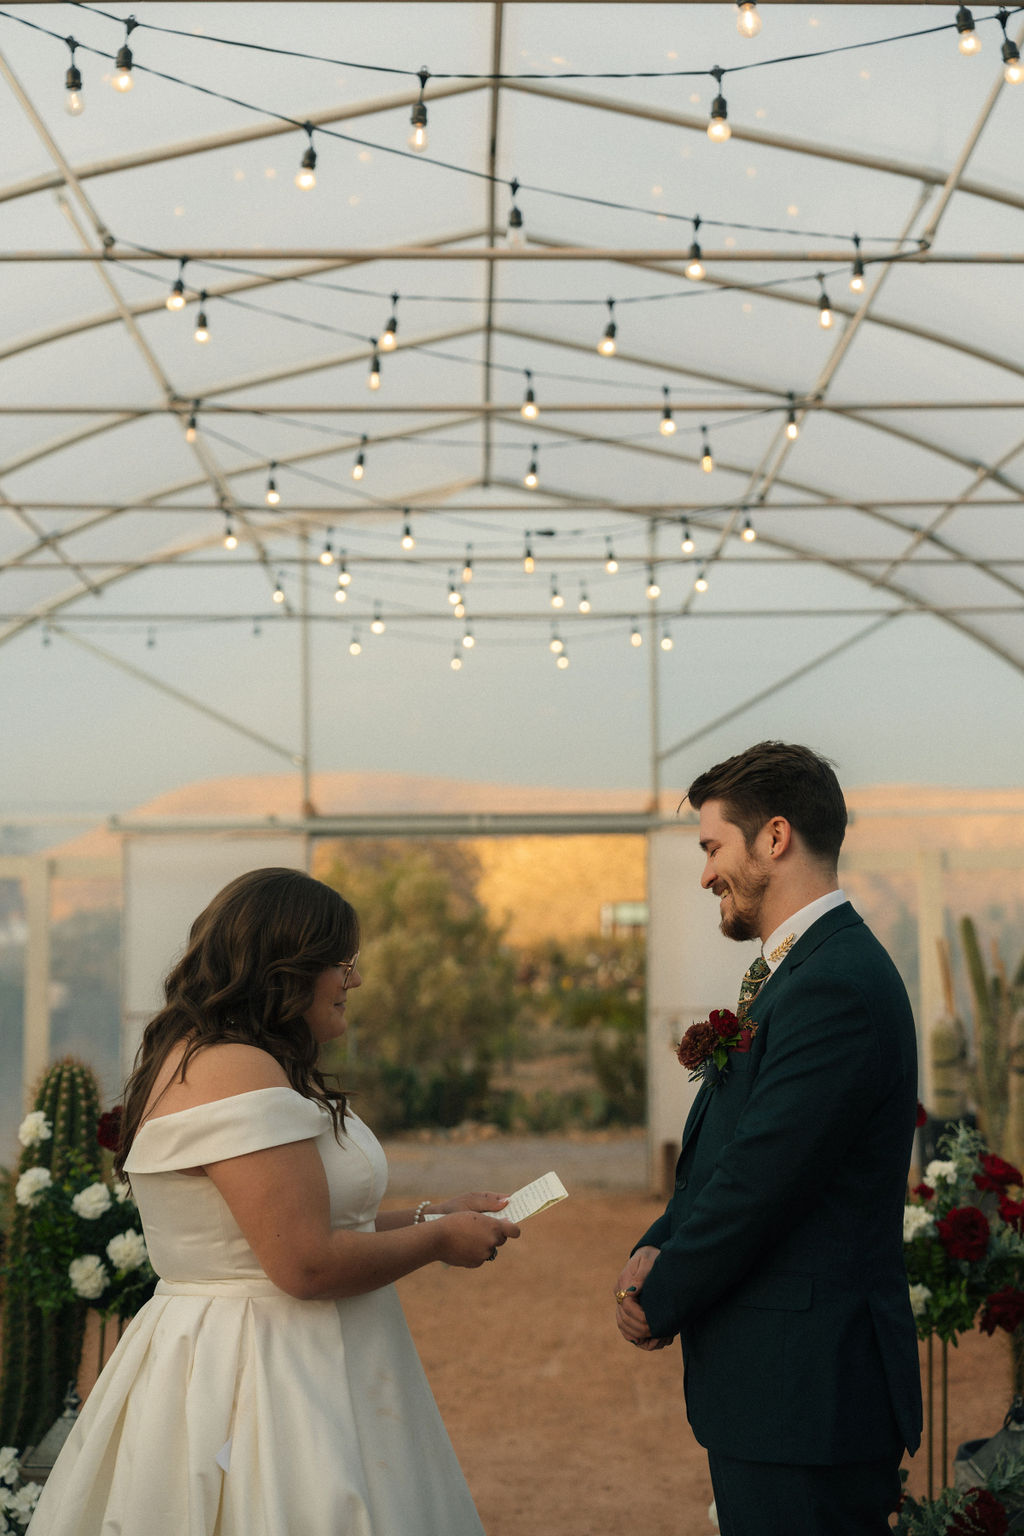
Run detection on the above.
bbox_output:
[135,1084,319,1135]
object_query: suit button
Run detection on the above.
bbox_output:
[675,1175,688,1189]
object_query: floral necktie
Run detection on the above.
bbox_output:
[737,955,771,1018]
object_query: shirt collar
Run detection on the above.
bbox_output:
[762,888,847,972]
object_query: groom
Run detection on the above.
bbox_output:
[615,742,921,1536]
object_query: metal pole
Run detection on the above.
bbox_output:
[22,856,52,1104]
[647,523,661,814]
[299,529,313,817]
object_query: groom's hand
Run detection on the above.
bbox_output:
[614,1245,669,1347]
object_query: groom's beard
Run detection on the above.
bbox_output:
[713,861,770,942]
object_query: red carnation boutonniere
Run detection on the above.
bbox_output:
[677,1007,758,1088]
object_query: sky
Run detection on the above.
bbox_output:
[1,2,1023,827]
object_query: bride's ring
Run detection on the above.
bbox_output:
[615,1289,628,1304]
[486,1247,498,1261]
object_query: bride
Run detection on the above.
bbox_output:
[28,866,518,1535]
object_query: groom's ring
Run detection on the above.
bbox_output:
[615,1289,628,1304]
[486,1247,498,1261]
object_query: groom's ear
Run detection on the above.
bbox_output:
[764,816,793,860]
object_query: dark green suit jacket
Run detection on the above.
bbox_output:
[636,903,922,1465]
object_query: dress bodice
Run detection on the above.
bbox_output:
[124,1087,388,1284]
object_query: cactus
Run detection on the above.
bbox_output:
[960,917,1024,1168]
[0,1058,102,1448]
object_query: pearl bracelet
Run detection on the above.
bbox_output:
[413,1200,432,1224]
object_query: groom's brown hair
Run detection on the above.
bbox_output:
[686,740,847,867]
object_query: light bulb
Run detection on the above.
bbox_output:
[524,456,539,489]
[741,518,757,543]
[956,7,980,54]
[578,591,591,613]
[462,556,473,583]
[368,353,381,391]
[65,63,84,116]
[371,614,385,635]
[507,205,525,247]
[523,544,535,574]
[551,590,564,610]
[660,410,676,437]
[379,313,398,350]
[185,414,198,443]
[112,44,134,92]
[166,280,186,312]
[786,412,799,442]
[448,583,460,607]
[265,476,280,507]
[556,653,569,669]
[849,257,865,294]
[686,243,706,281]
[296,144,317,190]
[338,562,351,587]
[630,626,643,648]
[408,100,428,152]
[550,635,564,654]
[605,545,618,574]
[319,540,334,566]
[223,523,238,550]
[1003,39,1024,81]
[454,601,466,618]
[401,520,415,550]
[273,581,285,605]
[349,636,362,655]
[521,386,539,420]
[646,571,661,600]
[818,293,834,329]
[736,2,761,38]
[708,97,731,142]
[695,567,709,593]
[194,309,209,344]
[462,629,475,649]
[701,450,714,473]
[660,631,674,651]
[334,583,347,603]
[450,652,462,671]
[598,304,617,356]
[681,523,695,554]
[352,454,365,481]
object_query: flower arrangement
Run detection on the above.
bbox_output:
[893,1481,1011,1536]
[676,1007,757,1087]
[0,1447,40,1534]
[13,1107,155,1320]
[903,1124,1024,1346]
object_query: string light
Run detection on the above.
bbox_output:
[112,19,137,92]
[707,67,731,142]
[549,630,565,655]
[849,234,865,294]
[185,410,198,443]
[296,124,317,188]
[222,517,238,550]
[447,570,461,606]
[956,6,981,54]
[630,619,643,648]
[646,566,661,600]
[371,605,386,635]
[694,564,709,593]
[450,647,463,671]
[194,292,210,343]
[462,625,475,649]
[556,651,570,670]
[64,39,84,116]
[736,2,762,38]
[659,385,676,436]
[785,393,800,441]
[660,625,674,652]
[265,463,281,506]
[551,576,564,609]
[604,539,618,574]
[334,573,348,603]
[686,217,706,281]
[401,514,415,550]
[521,370,539,420]
[598,299,617,356]
[454,600,466,618]
[349,629,362,656]
[999,9,1024,80]
[700,427,714,473]
[523,535,535,574]
[165,257,187,311]
[367,349,382,390]
[272,573,286,604]
[680,520,695,554]
[578,586,591,614]
[507,178,524,247]
[741,515,757,543]
[338,555,352,587]
[379,293,399,351]
[524,447,539,488]
[352,435,367,480]
[817,273,834,329]
[319,532,335,566]
[409,68,430,151]
[462,546,474,583]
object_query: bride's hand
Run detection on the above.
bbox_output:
[433,1211,520,1268]
[430,1192,510,1216]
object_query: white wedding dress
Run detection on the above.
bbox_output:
[27,1087,485,1536]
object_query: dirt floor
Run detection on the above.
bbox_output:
[78,1133,1018,1536]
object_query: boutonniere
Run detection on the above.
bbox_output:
[676,1008,758,1088]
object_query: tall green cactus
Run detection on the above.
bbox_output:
[960,917,1024,1167]
[0,1058,102,1448]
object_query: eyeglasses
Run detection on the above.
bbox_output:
[334,952,359,987]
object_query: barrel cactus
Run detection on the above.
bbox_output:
[0,1058,102,1448]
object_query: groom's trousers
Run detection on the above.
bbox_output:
[707,1449,903,1536]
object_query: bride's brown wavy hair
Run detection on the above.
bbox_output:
[116,867,359,1177]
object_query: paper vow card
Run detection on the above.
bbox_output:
[423,1171,568,1223]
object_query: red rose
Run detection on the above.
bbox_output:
[998,1196,1024,1234]
[677,1020,720,1072]
[709,1008,738,1040]
[97,1106,123,1151]
[974,1153,1023,1193]
[980,1288,1024,1337]
[948,1486,1009,1536]
[912,1182,935,1202]
[916,1101,928,1128]
[937,1206,990,1262]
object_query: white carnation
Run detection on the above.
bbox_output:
[71,1183,112,1220]
[14,1167,52,1208]
[68,1255,108,1300]
[106,1230,148,1272]
[924,1159,957,1186]
[17,1112,52,1148]
[909,1283,933,1317]
[112,1180,132,1205]
[0,1449,18,1487]
[903,1205,935,1242]
[6,1484,39,1521]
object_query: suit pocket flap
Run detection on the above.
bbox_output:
[733,1273,813,1312]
